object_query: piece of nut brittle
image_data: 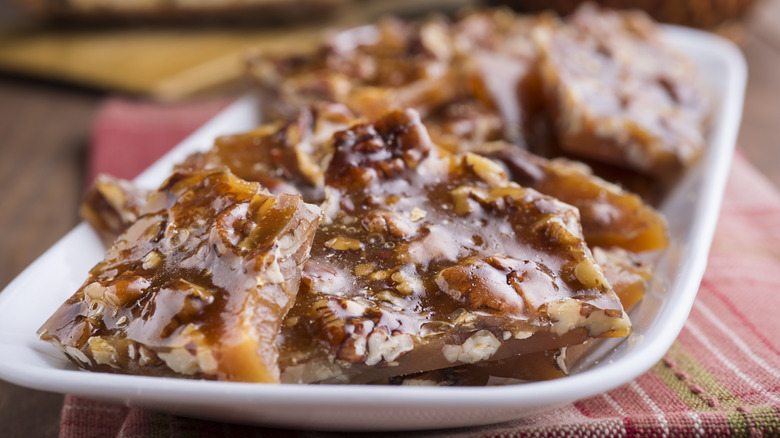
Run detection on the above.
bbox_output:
[80,174,150,246]
[593,246,653,311]
[247,10,545,145]
[480,143,669,252]
[535,4,710,178]
[177,103,354,203]
[248,17,466,121]
[278,109,630,384]
[39,169,322,382]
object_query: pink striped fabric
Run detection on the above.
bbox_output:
[60,98,780,437]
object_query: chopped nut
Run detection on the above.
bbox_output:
[409,207,427,222]
[354,263,376,276]
[158,347,200,375]
[365,331,414,366]
[141,250,163,270]
[83,282,104,302]
[546,299,631,337]
[441,330,501,364]
[513,330,534,340]
[555,347,569,375]
[88,337,118,367]
[391,269,421,296]
[369,269,390,281]
[574,259,608,289]
[464,153,507,187]
[362,211,413,238]
[196,348,219,374]
[64,346,91,366]
[324,236,362,251]
[138,346,160,367]
[87,302,105,319]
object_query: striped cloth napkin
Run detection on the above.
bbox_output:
[60,98,780,438]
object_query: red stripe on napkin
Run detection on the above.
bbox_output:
[87,98,232,184]
[61,98,780,438]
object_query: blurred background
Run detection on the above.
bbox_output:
[0,0,778,435]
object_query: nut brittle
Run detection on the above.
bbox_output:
[80,174,150,246]
[39,169,322,382]
[248,17,466,121]
[535,5,709,178]
[278,109,630,384]
[247,10,546,146]
[480,143,669,252]
[177,103,354,203]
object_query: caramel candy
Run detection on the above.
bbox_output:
[39,169,322,382]
[481,144,669,252]
[278,109,630,384]
[248,11,542,148]
[177,103,354,203]
[450,247,653,382]
[248,17,466,121]
[80,175,149,246]
[593,246,653,311]
[535,5,709,177]
[424,98,505,154]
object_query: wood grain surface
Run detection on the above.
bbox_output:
[0,74,99,438]
[0,0,778,436]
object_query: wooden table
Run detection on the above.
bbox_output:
[1,1,779,436]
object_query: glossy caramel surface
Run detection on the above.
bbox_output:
[177,103,354,204]
[79,174,149,246]
[39,169,322,382]
[278,109,629,383]
[536,5,710,178]
[481,144,669,252]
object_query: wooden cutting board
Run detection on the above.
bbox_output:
[0,0,472,100]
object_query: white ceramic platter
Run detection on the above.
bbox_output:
[0,26,746,431]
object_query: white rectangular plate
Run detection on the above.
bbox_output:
[0,26,745,431]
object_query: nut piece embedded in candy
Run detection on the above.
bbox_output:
[38,168,322,382]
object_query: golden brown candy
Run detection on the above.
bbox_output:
[593,246,653,311]
[278,109,630,384]
[80,174,149,246]
[39,169,322,382]
[247,10,550,146]
[535,4,709,178]
[177,104,354,203]
[480,143,669,252]
[248,17,466,121]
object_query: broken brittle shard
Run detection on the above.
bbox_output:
[248,16,466,121]
[177,103,354,203]
[535,4,710,178]
[80,174,150,246]
[246,10,542,150]
[247,5,709,186]
[479,143,669,252]
[278,109,630,384]
[39,169,322,382]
